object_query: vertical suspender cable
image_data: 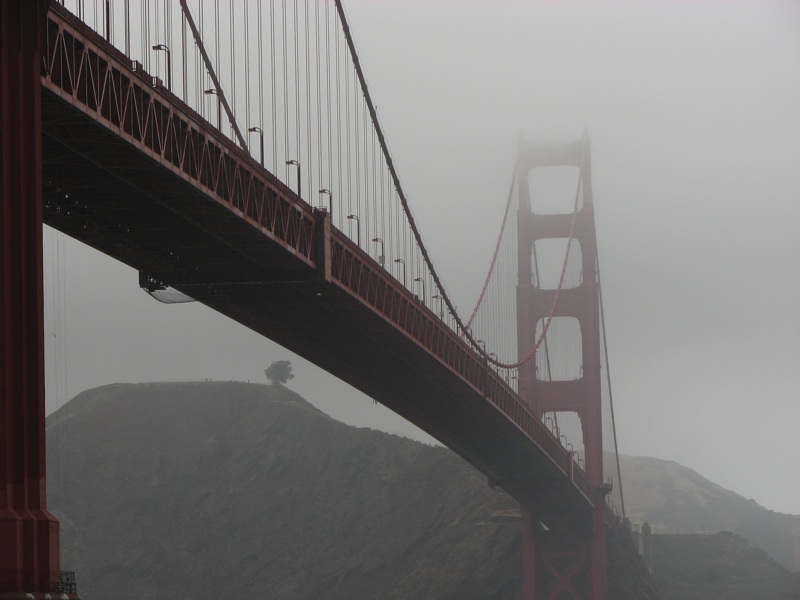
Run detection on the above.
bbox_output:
[344,40,351,219]
[293,1,300,183]
[335,15,342,225]
[246,1,252,132]
[315,0,322,196]
[325,0,332,213]
[282,0,289,172]
[258,0,264,151]
[353,71,360,240]
[597,253,625,519]
[333,0,481,321]
[363,95,369,245]
[181,4,187,102]
[230,1,235,129]
[124,0,130,59]
[271,0,277,171]
[179,0,247,149]
[305,0,312,201]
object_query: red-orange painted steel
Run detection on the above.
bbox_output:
[39,2,598,515]
[13,4,614,597]
[41,7,316,266]
[0,0,68,595]
[517,137,609,599]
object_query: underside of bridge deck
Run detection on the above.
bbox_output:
[0,1,79,596]
[33,6,612,597]
[41,90,589,520]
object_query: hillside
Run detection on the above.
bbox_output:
[606,453,800,572]
[45,381,657,599]
[652,532,800,600]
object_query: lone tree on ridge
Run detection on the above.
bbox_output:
[265,360,294,385]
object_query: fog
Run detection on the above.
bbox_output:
[44,1,799,515]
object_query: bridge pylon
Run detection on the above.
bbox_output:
[516,134,608,599]
[1,1,79,597]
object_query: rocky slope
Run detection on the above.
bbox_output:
[46,381,658,599]
[606,453,800,572]
[652,532,800,600]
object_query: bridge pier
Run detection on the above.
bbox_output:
[521,498,608,599]
[516,135,608,599]
[1,1,76,596]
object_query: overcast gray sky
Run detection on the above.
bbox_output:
[44,1,799,515]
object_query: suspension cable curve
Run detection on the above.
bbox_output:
[178,0,248,151]
[463,164,517,332]
[597,249,626,520]
[333,0,517,362]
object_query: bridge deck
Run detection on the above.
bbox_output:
[40,2,599,519]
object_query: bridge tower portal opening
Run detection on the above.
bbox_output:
[516,135,609,599]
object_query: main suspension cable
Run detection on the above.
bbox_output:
[333,0,518,365]
[598,249,626,519]
[464,165,517,332]
[488,161,584,369]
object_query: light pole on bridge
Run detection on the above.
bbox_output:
[151,44,171,91]
[393,258,406,287]
[204,88,220,130]
[247,126,264,166]
[318,189,333,220]
[432,294,445,319]
[371,237,384,265]
[414,276,425,304]
[285,160,301,198]
[347,214,360,247]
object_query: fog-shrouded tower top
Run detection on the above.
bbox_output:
[516,133,609,599]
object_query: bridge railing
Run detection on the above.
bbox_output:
[43,5,317,266]
[329,231,595,503]
[49,1,515,374]
[44,1,599,502]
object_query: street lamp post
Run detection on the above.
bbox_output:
[204,88,220,130]
[413,277,425,304]
[432,294,445,319]
[393,258,406,287]
[318,189,333,219]
[152,44,171,90]
[248,126,264,166]
[371,237,384,265]
[346,214,360,247]
[286,160,301,198]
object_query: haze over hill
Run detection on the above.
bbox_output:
[652,532,800,600]
[45,381,798,598]
[607,454,800,573]
[43,0,800,521]
[47,381,658,599]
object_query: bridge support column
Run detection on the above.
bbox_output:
[1,1,73,596]
[521,503,606,599]
[516,135,608,599]
[521,507,538,597]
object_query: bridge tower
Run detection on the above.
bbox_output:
[1,1,77,596]
[516,135,608,598]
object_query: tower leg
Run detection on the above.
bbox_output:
[0,1,70,596]
[520,500,607,599]
[521,506,538,599]
[590,501,608,599]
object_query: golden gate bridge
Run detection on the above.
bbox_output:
[1,1,627,597]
